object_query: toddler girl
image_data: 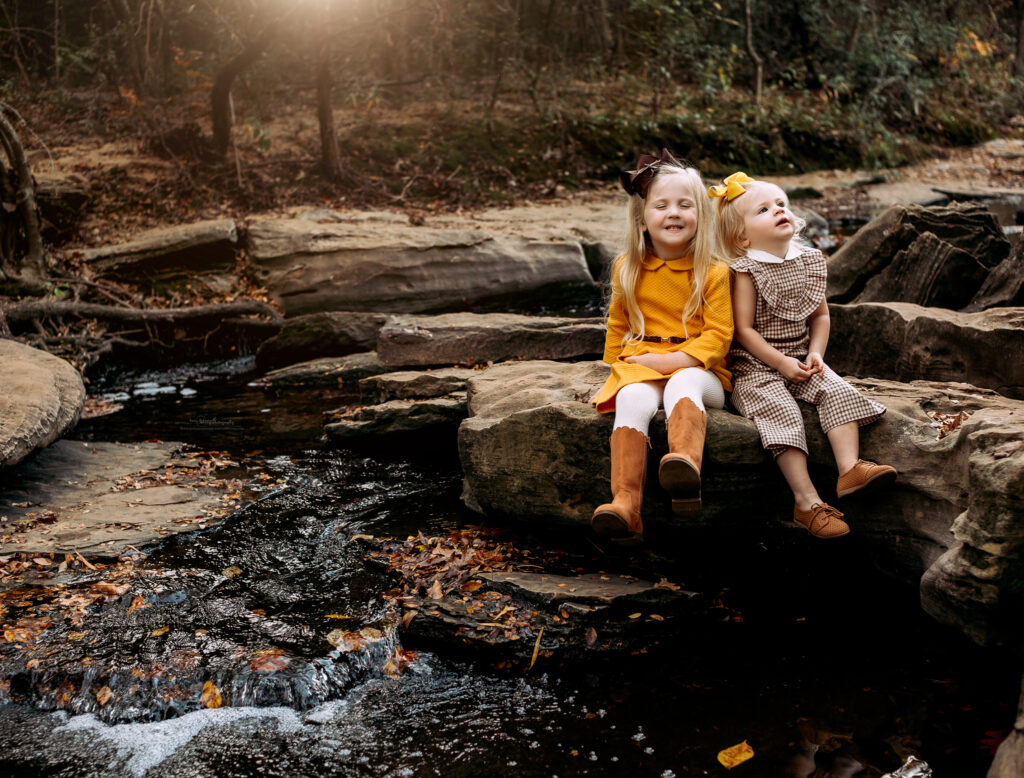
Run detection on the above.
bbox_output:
[590,150,734,543]
[712,172,896,538]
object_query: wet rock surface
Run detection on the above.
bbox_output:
[324,394,468,439]
[254,352,390,391]
[0,440,238,556]
[0,340,85,468]
[377,312,605,368]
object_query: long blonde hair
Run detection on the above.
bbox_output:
[613,165,721,344]
[714,179,807,260]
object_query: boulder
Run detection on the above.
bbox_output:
[967,236,1024,311]
[377,313,605,368]
[457,360,1024,647]
[255,311,388,372]
[827,204,1010,303]
[987,676,1024,778]
[246,219,599,316]
[0,340,85,467]
[80,219,238,283]
[254,351,390,391]
[324,394,468,439]
[853,231,988,309]
[828,303,1024,399]
[359,367,477,404]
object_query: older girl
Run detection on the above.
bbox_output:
[590,151,733,543]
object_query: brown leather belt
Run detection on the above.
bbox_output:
[641,335,686,344]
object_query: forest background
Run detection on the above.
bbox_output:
[0,0,1023,289]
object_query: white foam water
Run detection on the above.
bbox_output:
[57,706,304,776]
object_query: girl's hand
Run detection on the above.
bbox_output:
[802,351,825,377]
[624,352,700,374]
[777,356,814,382]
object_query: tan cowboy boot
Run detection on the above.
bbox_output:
[591,426,649,543]
[658,398,706,515]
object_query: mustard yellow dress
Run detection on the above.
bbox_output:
[591,254,734,413]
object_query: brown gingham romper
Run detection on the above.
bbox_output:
[729,247,885,456]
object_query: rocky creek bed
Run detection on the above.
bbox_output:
[0,363,1018,777]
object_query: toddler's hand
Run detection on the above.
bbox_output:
[778,356,813,382]
[802,352,825,377]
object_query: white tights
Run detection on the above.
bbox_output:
[612,367,725,435]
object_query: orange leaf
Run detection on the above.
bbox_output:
[200,680,222,708]
[152,626,170,636]
[95,686,114,706]
[427,580,444,599]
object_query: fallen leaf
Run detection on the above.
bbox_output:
[717,740,754,769]
[67,631,86,641]
[649,614,664,621]
[585,627,598,646]
[222,566,243,578]
[152,626,170,636]
[95,686,113,706]
[628,612,642,619]
[127,596,149,613]
[200,680,222,708]
[32,557,52,566]
[95,581,130,596]
[324,614,353,620]
[460,580,483,592]
[427,580,444,599]
[402,610,417,628]
[530,627,544,669]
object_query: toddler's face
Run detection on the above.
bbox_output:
[642,172,698,260]
[739,182,795,254]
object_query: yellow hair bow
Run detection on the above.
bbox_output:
[708,171,755,201]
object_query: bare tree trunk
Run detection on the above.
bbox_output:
[1016,0,1024,79]
[316,0,343,181]
[211,28,274,158]
[106,0,147,96]
[744,0,763,106]
[0,106,46,282]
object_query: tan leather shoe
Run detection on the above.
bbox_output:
[836,459,897,498]
[591,426,649,544]
[793,502,850,539]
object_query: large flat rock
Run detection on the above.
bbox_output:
[377,313,605,367]
[0,340,85,468]
[0,440,224,556]
[828,303,1024,399]
[457,360,1024,648]
[255,312,387,372]
[246,219,598,316]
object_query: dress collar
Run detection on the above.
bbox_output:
[745,244,803,264]
[642,254,694,271]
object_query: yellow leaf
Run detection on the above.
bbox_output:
[95,686,113,706]
[222,566,242,578]
[717,740,754,769]
[200,680,222,709]
[324,614,353,620]
[68,631,86,641]
[628,612,642,619]
[152,626,170,636]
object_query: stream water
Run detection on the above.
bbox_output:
[0,360,1018,777]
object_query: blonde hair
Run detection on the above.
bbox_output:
[612,164,722,346]
[713,178,807,260]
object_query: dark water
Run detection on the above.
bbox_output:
[0,361,1018,777]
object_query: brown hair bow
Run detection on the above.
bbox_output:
[619,148,684,198]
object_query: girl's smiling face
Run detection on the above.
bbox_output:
[740,182,795,255]
[642,172,698,260]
